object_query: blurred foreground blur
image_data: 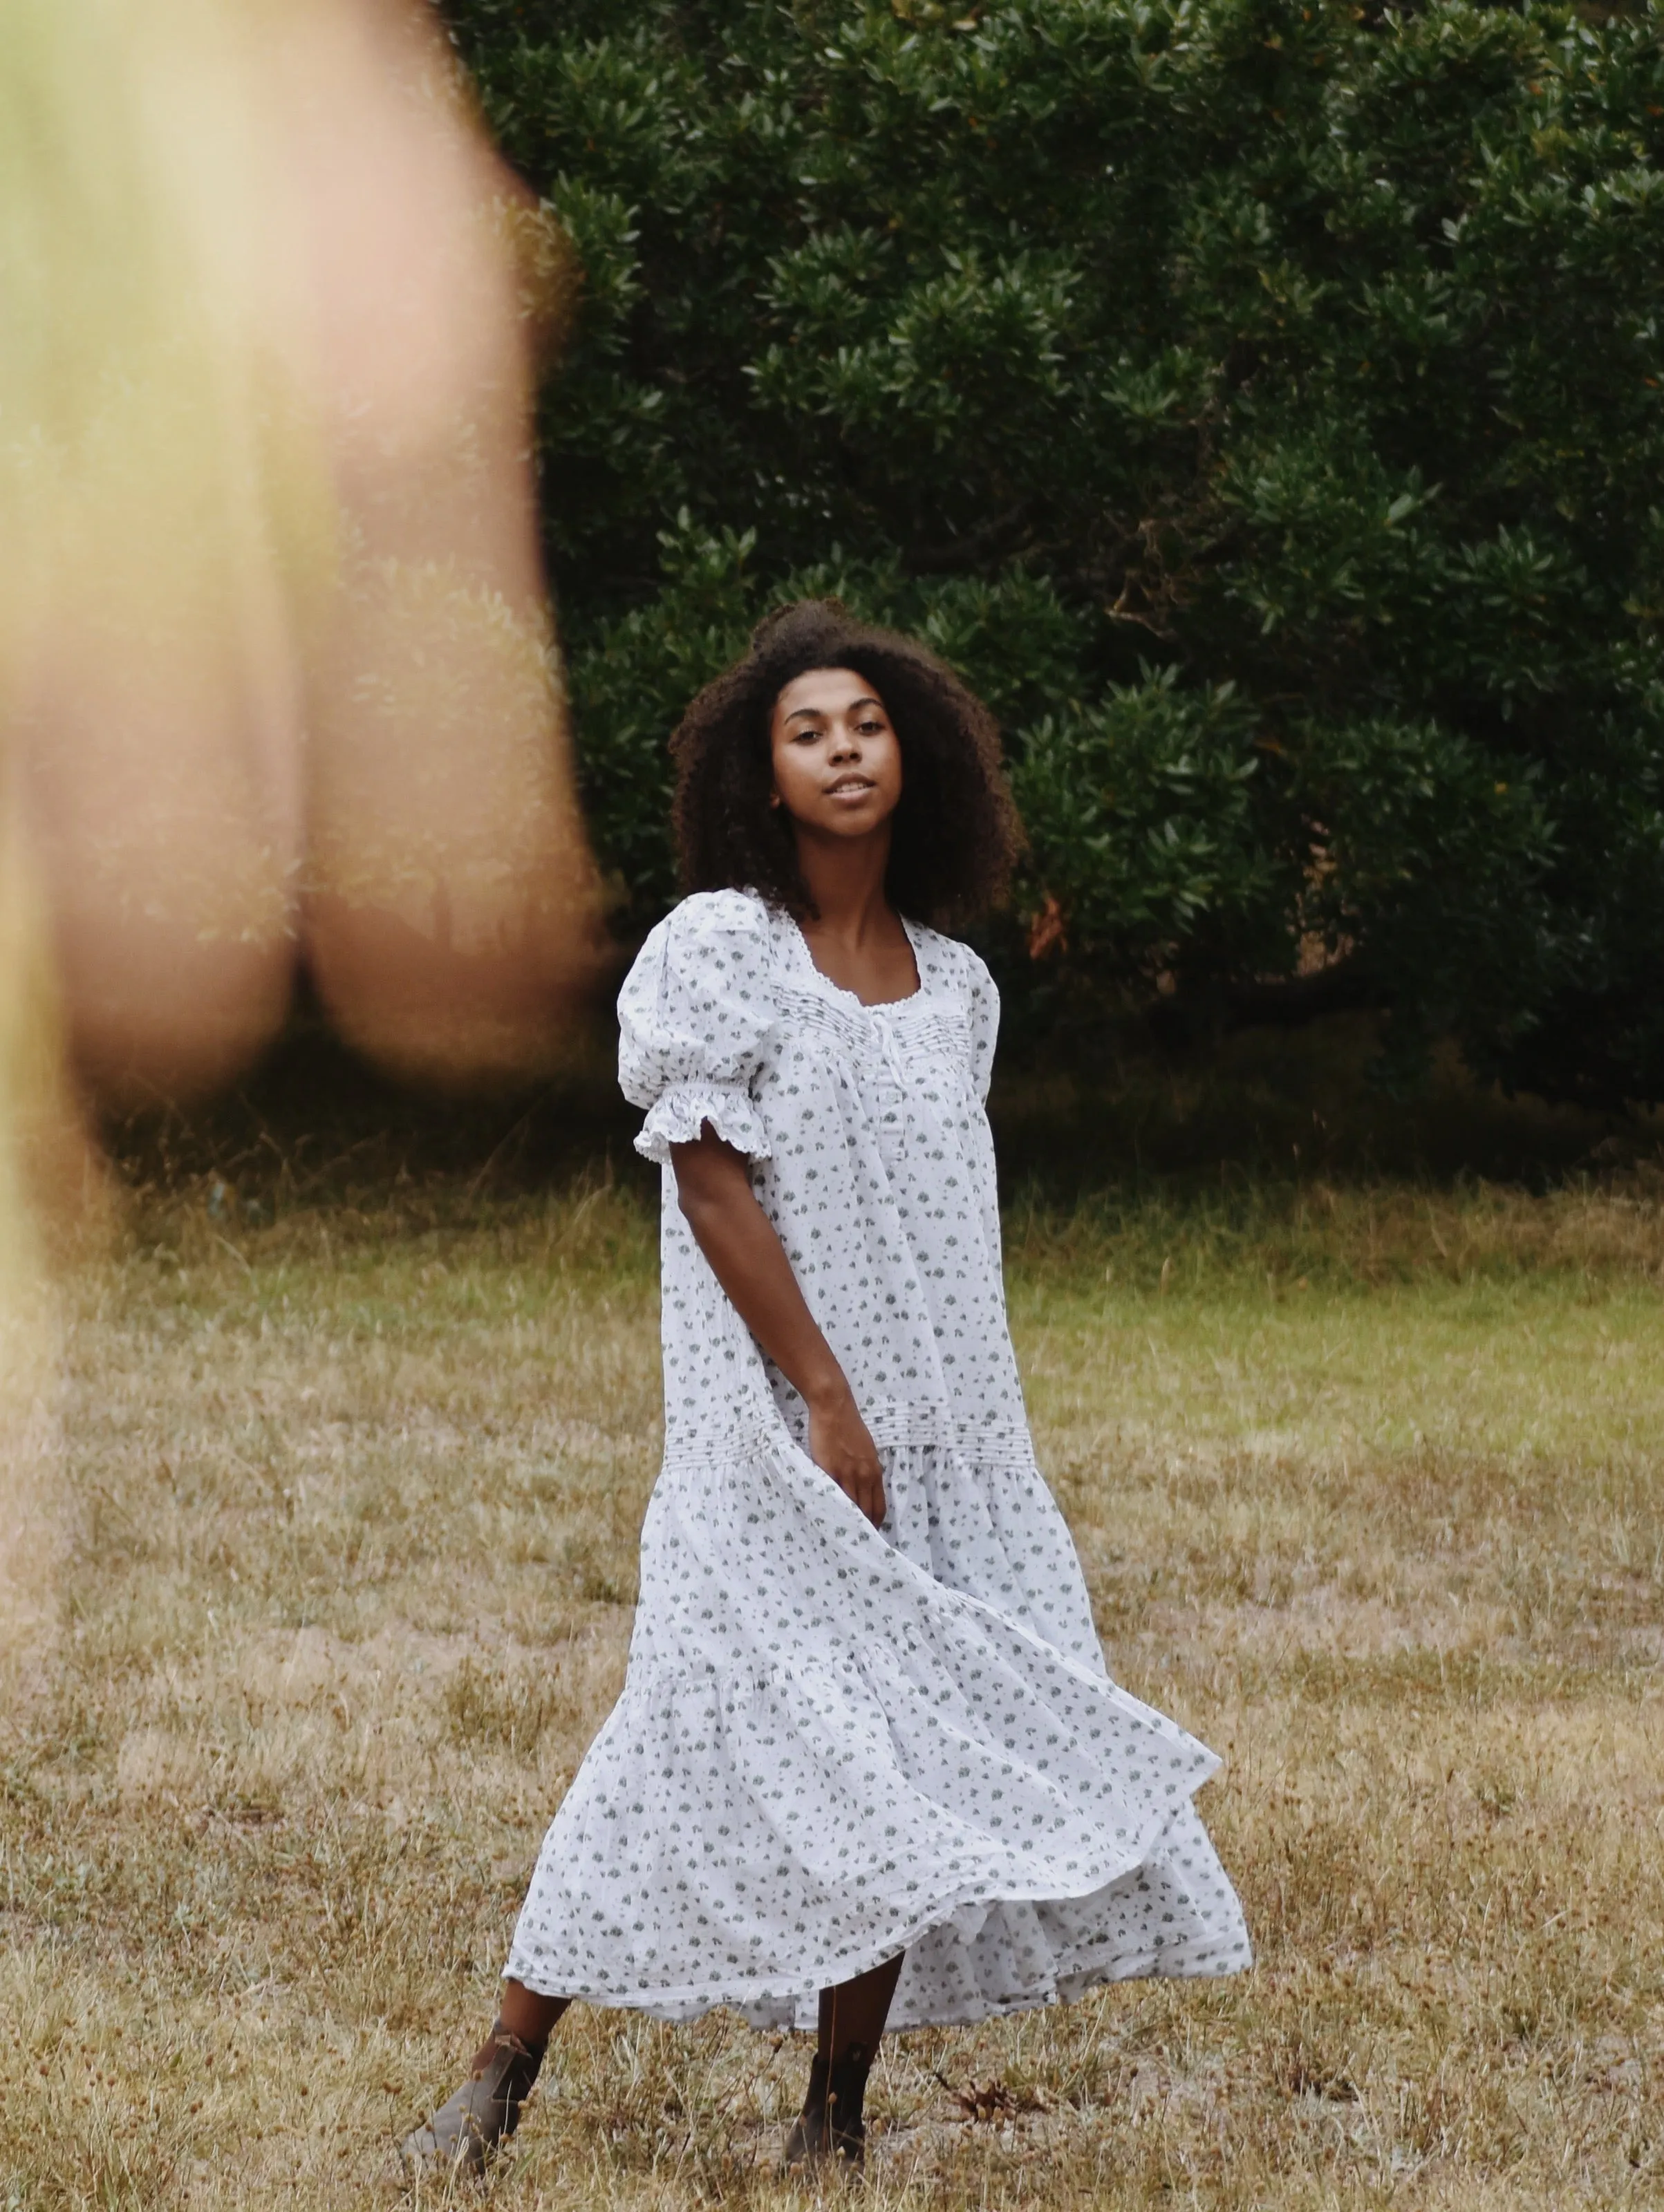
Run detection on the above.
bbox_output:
[0,0,601,1657]
[1,0,598,1110]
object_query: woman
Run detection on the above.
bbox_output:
[402,600,1249,2179]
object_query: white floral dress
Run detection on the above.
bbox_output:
[505,888,1250,2028]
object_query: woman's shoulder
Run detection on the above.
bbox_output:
[908,924,1000,1096]
[908,919,997,1002]
[617,888,780,1087]
[621,890,779,1011]
[658,887,775,948]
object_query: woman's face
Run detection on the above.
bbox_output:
[768,666,903,841]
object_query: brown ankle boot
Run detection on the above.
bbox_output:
[783,2042,874,2170]
[398,2024,545,2180]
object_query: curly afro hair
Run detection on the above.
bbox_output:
[670,599,1022,928]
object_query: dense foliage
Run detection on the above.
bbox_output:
[440,0,1664,1103]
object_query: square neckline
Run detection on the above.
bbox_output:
[784,910,926,1012]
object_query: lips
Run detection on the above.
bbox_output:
[825,777,874,796]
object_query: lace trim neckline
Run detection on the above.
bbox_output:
[778,909,928,1015]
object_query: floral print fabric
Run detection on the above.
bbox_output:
[505,889,1250,2027]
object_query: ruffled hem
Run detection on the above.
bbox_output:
[505,1797,1251,2027]
[503,1414,1251,2029]
[505,1635,1246,2023]
[634,1078,772,1165]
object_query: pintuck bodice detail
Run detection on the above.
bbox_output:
[505,888,1250,2030]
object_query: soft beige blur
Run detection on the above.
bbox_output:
[0,823,65,1681]
[1,0,597,1109]
[0,0,597,1664]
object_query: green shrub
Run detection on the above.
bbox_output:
[442,0,1664,1106]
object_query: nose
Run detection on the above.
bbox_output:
[828,722,861,762]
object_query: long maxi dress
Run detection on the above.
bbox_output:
[505,888,1251,2030]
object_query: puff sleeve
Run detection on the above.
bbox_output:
[964,946,1000,1106]
[618,891,777,1165]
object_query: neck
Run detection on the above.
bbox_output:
[794,823,895,941]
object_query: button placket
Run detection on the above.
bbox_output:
[868,1010,909,1170]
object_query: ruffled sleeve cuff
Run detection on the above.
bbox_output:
[634,1079,772,1167]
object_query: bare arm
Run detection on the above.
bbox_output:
[671,1128,886,1528]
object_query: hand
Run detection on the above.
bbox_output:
[805,1386,887,1529]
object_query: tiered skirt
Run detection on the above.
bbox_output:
[505,1419,1250,2029]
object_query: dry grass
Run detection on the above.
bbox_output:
[2,1168,1663,2209]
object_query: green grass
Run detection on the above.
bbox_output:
[1,1170,1661,2208]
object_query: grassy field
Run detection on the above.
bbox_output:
[2,1167,1663,2209]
